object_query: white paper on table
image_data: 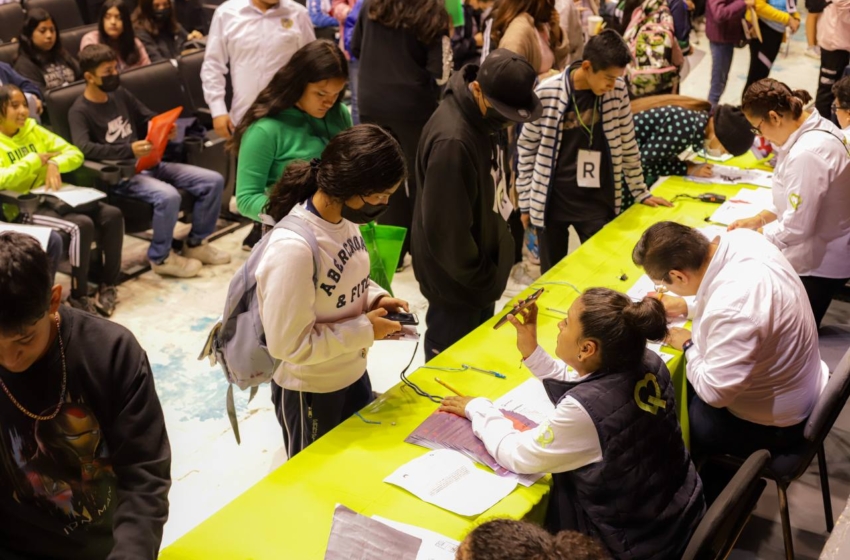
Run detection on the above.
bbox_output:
[494,378,556,426]
[32,185,106,207]
[686,165,773,188]
[385,449,517,517]
[708,188,774,226]
[680,147,734,163]
[0,223,52,251]
[372,516,459,560]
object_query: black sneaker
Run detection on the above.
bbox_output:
[242,222,263,252]
[68,296,98,315]
[95,285,118,317]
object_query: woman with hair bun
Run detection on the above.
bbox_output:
[441,288,704,560]
[730,78,850,327]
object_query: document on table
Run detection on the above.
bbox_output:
[708,188,774,226]
[493,378,555,425]
[372,516,459,560]
[686,165,773,189]
[385,449,517,516]
[647,342,676,363]
[32,185,106,207]
[324,505,421,560]
[0,223,52,251]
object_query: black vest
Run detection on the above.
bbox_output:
[543,350,705,560]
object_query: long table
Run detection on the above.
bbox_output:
[160,155,765,559]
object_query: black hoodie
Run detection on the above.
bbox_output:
[412,65,514,310]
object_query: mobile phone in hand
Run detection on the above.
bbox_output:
[494,288,545,329]
[385,312,419,326]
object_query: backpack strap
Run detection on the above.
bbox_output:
[276,214,322,289]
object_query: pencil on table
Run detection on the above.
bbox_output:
[435,377,465,397]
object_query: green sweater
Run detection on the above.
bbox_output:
[236,103,352,222]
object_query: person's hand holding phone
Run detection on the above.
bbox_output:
[507,303,539,359]
[367,308,402,340]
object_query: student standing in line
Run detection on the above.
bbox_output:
[631,96,755,186]
[729,79,850,328]
[813,0,850,119]
[413,49,542,360]
[13,9,83,92]
[744,0,800,88]
[0,84,124,316]
[441,289,704,559]
[705,0,754,105]
[351,0,453,268]
[81,0,152,72]
[491,0,570,78]
[229,40,350,224]
[259,125,408,457]
[0,232,171,560]
[516,30,671,274]
[834,75,850,132]
[133,0,205,63]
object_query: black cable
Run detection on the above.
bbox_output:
[398,341,443,403]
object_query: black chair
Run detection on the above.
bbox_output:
[0,41,18,65]
[709,346,850,560]
[177,48,232,128]
[0,3,25,43]
[681,450,770,560]
[26,0,85,30]
[60,23,96,58]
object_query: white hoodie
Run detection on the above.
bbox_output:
[817,0,850,53]
[763,110,850,278]
[256,203,388,393]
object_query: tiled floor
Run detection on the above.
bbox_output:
[63,18,847,556]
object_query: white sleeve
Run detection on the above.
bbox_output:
[257,237,375,367]
[200,10,230,118]
[366,280,390,311]
[466,397,602,475]
[523,345,576,381]
[686,307,760,409]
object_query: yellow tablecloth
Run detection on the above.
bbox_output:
[160,155,766,559]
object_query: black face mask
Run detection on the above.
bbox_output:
[342,197,389,224]
[99,74,120,93]
[153,8,172,22]
[484,107,512,133]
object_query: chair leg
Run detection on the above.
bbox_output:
[817,445,834,533]
[777,483,795,560]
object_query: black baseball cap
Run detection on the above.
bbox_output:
[477,49,543,123]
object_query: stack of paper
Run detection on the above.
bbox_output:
[372,517,460,560]
[686,165,773,189]
[32,185,106,207]
[405,408,541,486]
[493,378,555,425]
[325,505,422,560]
[709,188,774,226]
[0,223,52,250]
[385,449,517,516]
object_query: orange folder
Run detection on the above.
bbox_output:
[135,106,183,173]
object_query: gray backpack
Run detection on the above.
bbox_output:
[199,214,320,443]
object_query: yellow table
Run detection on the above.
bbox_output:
[160,155,766,559]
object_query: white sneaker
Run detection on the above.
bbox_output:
[183,240,232,265]
[805,46,821,59]
[151,251,203,278]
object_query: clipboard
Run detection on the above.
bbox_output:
[135,106,183,173]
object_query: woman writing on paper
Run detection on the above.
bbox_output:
[730,79,850,328]
[631,95,755,186]
[441,288,705,560]
[259,125,409,457]
[0,84,124,316]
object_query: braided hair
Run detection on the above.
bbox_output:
[742,78,813,120]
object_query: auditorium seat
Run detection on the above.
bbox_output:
[26,0,85,31]
[0,42,18,66]
[0,3,25,43]
[60,23,96,57]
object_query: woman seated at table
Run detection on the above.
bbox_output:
[729,79,850,329]
[631,95,755,187]
[81,0,152,72]
[441,288,705,560]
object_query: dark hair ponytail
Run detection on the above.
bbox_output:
[579,288,668,371]
[742,78,812,120]
[265,124,407,222]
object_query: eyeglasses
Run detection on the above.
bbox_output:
[833,102,850,112]
[749,117,765,136]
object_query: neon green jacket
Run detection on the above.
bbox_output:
[0,118,84,194]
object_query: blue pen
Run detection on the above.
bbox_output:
[463,364,507,379]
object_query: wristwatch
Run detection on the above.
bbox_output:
[682,339,694,353]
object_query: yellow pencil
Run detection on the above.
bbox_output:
[435,377,465,397]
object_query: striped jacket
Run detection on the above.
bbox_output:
[517,71,650,228]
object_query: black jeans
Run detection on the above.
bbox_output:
[800,275,850,328]
[746,24,785,89]
[538,217,611,273]
[270,372,373,459]
[424,301,495,361]
[816,48,850,120]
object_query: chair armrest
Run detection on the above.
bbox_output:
[0,190,24,206]
[0,189,39,215]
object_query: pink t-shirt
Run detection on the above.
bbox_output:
[79,31,152,72]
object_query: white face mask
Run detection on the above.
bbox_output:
[703,139,723,159]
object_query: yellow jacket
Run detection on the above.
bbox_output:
[746,0,801,27]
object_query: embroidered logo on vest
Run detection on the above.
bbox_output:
[535,423,555,448]
[634,373,666,415]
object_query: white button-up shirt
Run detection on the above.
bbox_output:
[201,0,315,125]
[763,110,850,279]
[688,229,828,427]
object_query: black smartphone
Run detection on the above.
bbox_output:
[493,288,545,330]
[385,312,419,326]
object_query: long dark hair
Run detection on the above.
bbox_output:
[133,0,180,37]
[98,0,142,67]
[491,0,556,46]
[742,78,813,120]
[17,9,75,67]
[578,288,668,371]
[265,124,407,222]
[368,0,451,45]
[229,40,348,152]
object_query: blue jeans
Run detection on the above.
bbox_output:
[115,162,224,262]
[709,42,735,105]
[349,59,360,125]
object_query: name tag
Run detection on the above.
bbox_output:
[577,149,602,189]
